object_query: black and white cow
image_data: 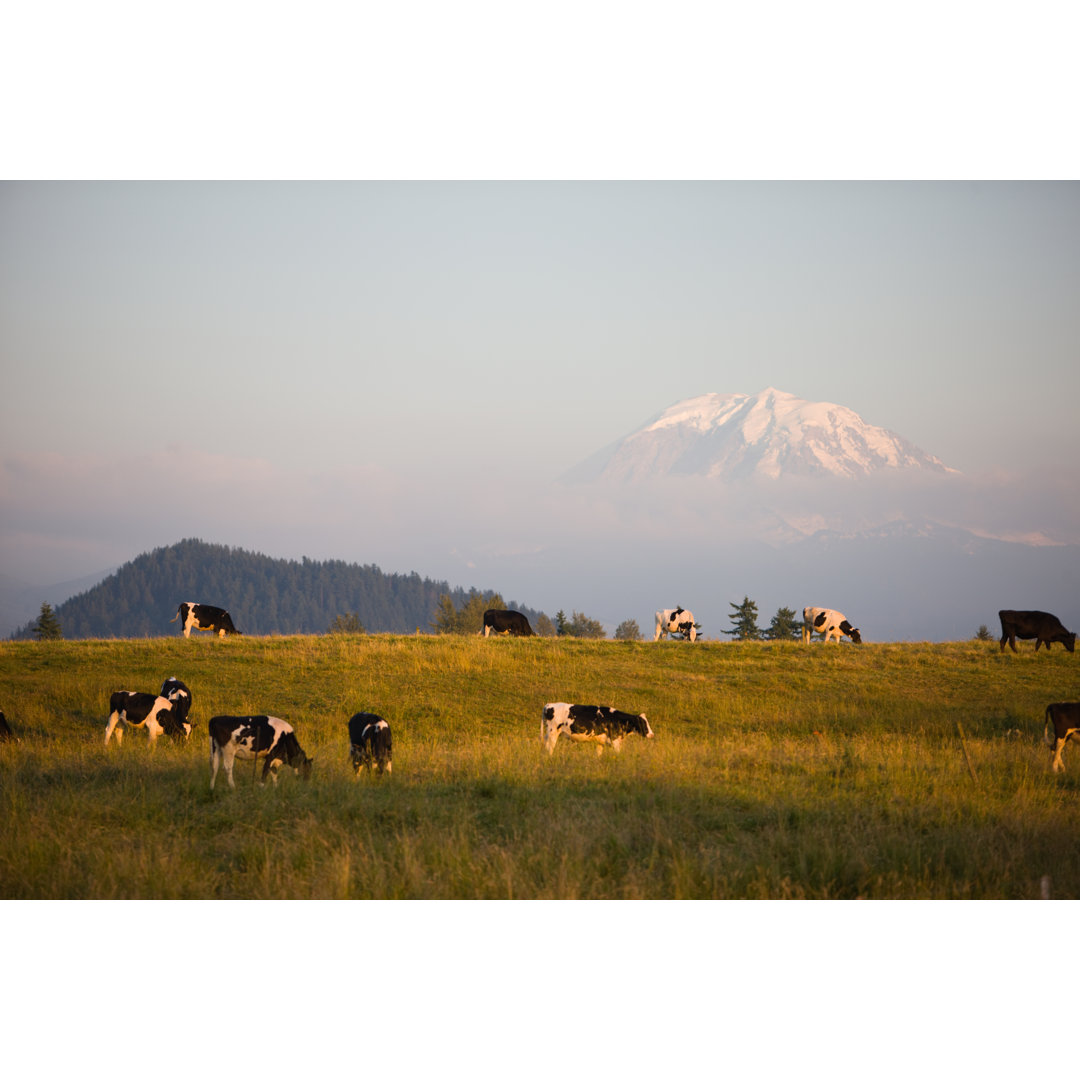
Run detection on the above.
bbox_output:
[541,702,654,756]
[654,607,698,642]
[481,609,534,637]
[208,715,313,790]
[998,610,1076,654]
[0,710,14,742]
[172,602,242,638]
[159,677,192,725]
[348,712,393,776]
[1045,702,1080,773]
[802,607,862,645]
[105,691,191,746]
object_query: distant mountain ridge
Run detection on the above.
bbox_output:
[9,539,545,639]
[565,387,955,482]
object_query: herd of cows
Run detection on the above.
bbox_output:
[1,601,1077,778]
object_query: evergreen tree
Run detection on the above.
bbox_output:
[615,619,642,641]
[555,610,569,636]
[765,606,801,641]
[32,602,63,640]
[974,624,993,641]
[563,611,606,639]
[327,613,365,634]
[725,596,760,640]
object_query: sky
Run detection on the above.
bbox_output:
[2,181,1078,599]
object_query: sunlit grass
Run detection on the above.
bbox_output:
[2,635,1078,898]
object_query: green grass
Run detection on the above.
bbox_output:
[2,634,1078,898]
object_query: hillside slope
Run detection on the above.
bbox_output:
[10,538,545,639]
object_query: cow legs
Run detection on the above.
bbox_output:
[104,711,120,746]
[1051,738,1068,773]
[1000,633,1016,653]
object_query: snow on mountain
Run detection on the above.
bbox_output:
[564,387,956,483]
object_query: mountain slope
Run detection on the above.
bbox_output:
[565,387,955,482]
[10,539,546,639]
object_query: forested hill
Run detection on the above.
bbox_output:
[12,539,545,639]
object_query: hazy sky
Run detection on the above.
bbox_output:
[2,181,1078,611]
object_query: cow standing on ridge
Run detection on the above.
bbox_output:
[654,607,698,642]
[998,610,1076,654]
[172,602,242,638]
[802,607,862,645]
[481,610,534,637]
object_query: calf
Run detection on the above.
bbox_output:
[172,602,242,638]
[348,712,393,775]
[542,702,654,756]
[159,677,192,725]
[654,607,698,642]
[481,609,534,637]
[105,691,190,746]
[802,607,862,644]
[1045,702,1080,773]
[208,715,313,790]
[998,610,1076,654]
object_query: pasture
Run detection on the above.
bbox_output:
[1,634,1078,899]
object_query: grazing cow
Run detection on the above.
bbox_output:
[171,602,242,638]
[802,607,863,645]
[541,702,654,756]
[348,712,393,776]
[481,609,534,637]
[998,610,1076,654]
[208,715,313,790]
[105,691,190,746]
[0,710,14,742]
[654,607,698,642]
[1045,702,1080,773]
[159,677,192,725]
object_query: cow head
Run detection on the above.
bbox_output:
[1065,632,1076,653]
[634,713,654,739]
[295,752,314,781]
[839,620,862,644]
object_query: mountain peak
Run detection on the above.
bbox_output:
[565,388,956,483]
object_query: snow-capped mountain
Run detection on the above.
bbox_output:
[564,387,956,483]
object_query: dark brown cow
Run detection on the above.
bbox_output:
[998,610,1075,654]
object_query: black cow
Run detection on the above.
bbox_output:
[348,712,393,776]
[1045,702,1080,772]
[0,710,14,742]
[172,602,242,638]
[105,691,190,746]
[541,702,654,756]
[481,609,534,637]
[998,610,1076,654]
[159,677,192,725]
[208,715,313,790]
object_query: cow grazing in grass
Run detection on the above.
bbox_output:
[105,691,190,746]
[1045,702,1080,773]
[998,610,1076,654]
[208,715,313,790]
[802,607,862,645]
[172,602,242,638]
[481,609,534,637]
[542,702,654,756]
[159,677,192,726]
[654,607,698,642]
[348,712,393,776]
[0,710,14,742]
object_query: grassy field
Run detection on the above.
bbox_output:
[1,633,1078,899]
